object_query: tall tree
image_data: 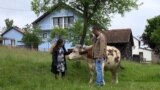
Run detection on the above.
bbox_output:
[67,20,92,46]
[22,25,42,50]
[5,18,13,30]
[31,0,140,45]
[141,15,160,53]
[50,20,92,46]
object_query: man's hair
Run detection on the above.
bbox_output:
[92,25,101,31]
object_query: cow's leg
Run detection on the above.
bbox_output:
[111,69,118,84]
[115,71,118,84]
[88,63,95,84]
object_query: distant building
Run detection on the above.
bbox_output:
[32,3,82,51]
[1,27,25,47]
[105,29,155,63]
[106,29,134,60]
[0,31,2,45]
[132,37,152,62]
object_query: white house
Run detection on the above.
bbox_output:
[132,37,152,62]
[32,3,82,51]
[1,27,25,47]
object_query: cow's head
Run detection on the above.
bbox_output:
[68,45,86,60]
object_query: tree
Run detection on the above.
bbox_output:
[50,28,68,39]
[67,20,92,46]
[31,0,140,45]
[50,27,68,45]
[22,25,42,50]
[5,18,13,30]
[151,29,160,53]
[50,20,92,46]
[67,20,84,46]
[141,15,160,53]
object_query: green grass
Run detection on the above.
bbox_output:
[0,46,160,90]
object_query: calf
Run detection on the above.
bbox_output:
[68,45,121,84]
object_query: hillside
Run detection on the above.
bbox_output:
[0,46,160,90]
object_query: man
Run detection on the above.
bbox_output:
[92,25,106,86]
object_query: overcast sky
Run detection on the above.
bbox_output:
[0,0,160,37]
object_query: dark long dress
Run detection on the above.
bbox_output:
[51,46,70,74]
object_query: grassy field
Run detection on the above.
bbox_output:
[0,46,160,90]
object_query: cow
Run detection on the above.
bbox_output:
[68,45,121,84]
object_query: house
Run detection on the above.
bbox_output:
[32,3,82,51]
[0,38,2,45]
[1,27,25,47]
[132,37,152,62]
[106,29,134,60]
[0,31,2,45]
[0,39,2,45]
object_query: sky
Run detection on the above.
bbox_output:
[0,0,160,37]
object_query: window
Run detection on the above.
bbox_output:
[68,16,74,24]
[53,17,63,28]
[53,16,74,28]
[64,17,68,28]
[43,33,47,39]
[64,16,74,28]
[59,17,63,27]
[53,18,58,27]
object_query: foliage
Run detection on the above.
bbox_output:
[50,27,68,39]
[141,15,160,53]
[1,46,160,90]
[5,18,13,30]
[67,20,92,46]
[151,29,160,45]
[150,29,160,53]
[50,20,92,46]
[22,25,42,49]
[31,0,140,45]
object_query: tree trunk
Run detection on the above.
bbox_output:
[31,44,34,50]
[80,10,89,46]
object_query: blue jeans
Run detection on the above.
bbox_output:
[95,58,105,85]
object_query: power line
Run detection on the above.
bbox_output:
[0,6,33,12]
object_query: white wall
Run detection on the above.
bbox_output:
[132,38,139,55]
[132,37,152,62]
[139,49,152,61]
[2,29,24,46]
[39,42,51,52]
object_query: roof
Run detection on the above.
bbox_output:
[32,2,83,24]
[133,36,140,41]
[0,37,15,40]
[133,36,152,51]
[106,28,134,45]
[139,47,152,51]
[1,26,25,36]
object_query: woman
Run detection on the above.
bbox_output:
[50,39,71,79]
